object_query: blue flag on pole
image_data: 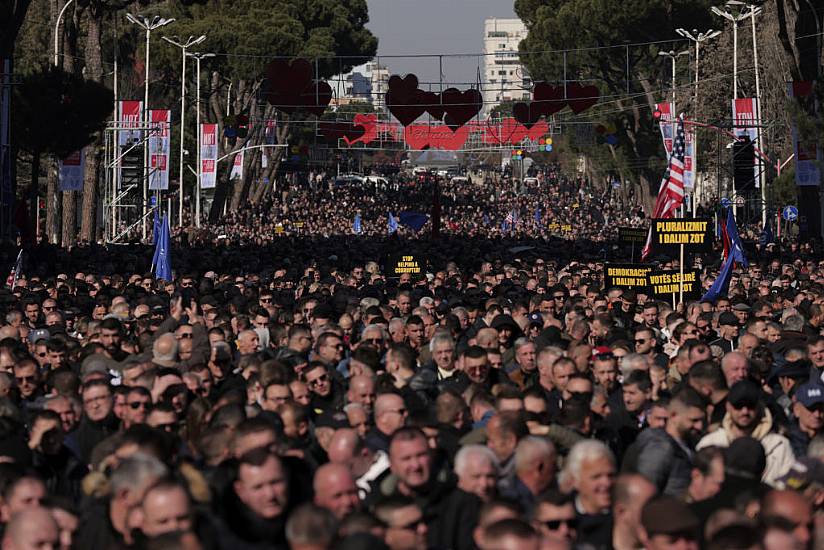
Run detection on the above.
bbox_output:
[353,214,362,235]
[702,209,747,302]
[483,212,490,227]
[152,209,161,245]
[398,212,429,233]
[388,213,398,234]
[153,215,173,281]
[534,208,541,223]
[759,218,774,247]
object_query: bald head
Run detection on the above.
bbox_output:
[476,328,498,350]
[0,325,18,341]
[2,507,59,550]
[313,463,360,519]
[152,333,178,363]
[327,428,360,463]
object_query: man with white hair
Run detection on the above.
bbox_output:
[151,333,179,368]
[455,444,500,502]
[499,437,556,515]
[560,440,616,549]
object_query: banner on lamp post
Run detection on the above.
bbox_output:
[117,100,144,146]
[58,150,85,191]
[230,150,244,181]
[148,110,171,191]
[731,98,761,189]
[656,102,695,189]
[200,123,218,189]
[788,82,822,187]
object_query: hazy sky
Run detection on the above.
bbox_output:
[365,0,518,87]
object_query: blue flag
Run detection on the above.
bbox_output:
[534,208,541,223]
[388,213,398,234]
[353,214,362,235]
[702,209,746,302]
[759,219,774,247]
[483,212,490,227]
[151,209,161,245]
[398,212,429,233]
[153,215,172,281]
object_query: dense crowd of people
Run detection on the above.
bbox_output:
[0,225,822,550]
[180,167,646,245]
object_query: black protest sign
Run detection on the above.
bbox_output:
[648,269,702,300]
[650,218,713,254]
[386,254,425,277]
[618,227,648,244]
[603,264,652,291]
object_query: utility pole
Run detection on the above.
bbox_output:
[126,14,175,240]
[162,35,206,228]
[187,51,215,228]
[675,28,721,212]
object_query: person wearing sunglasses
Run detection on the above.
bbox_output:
[532,490,578,545]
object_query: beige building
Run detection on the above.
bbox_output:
[483,18,531,118]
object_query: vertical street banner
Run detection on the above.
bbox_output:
[58,150,85,191]
[656,102,695,189]
[148,110,171,191]
[732,98,761,189]
[788,82,822,187]
[264,118,277,145]
[0,58,11,212]
[200,123,218,189]
[118,100,144,146]
[230,150,244,181]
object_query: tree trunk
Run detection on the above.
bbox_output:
[46,159,60,243]
[79,9,103,243]
[62,191,76,247]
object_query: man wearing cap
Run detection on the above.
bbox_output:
[697,380,795,486]
[710,312,739,354]
[787,379,824,457]
[638,495,700,550]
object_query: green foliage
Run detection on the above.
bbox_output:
[771,168,798,208]
[150,0,378,81]
[12,66,114,156]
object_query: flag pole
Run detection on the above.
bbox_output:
[679,243,685,306]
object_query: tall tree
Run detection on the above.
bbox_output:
[11,67,112,242]
[515,0,716,203]
[150,0,378,217]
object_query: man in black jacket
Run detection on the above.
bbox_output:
[622,387,707,497]
[66,379,119,464]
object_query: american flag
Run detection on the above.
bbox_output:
[5,250,22,290]
[641,115,687,260]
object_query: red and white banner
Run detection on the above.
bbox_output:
[117,100,143,146]
[148,110,171,191]
[230,150,244,181]
[788,82,821,187]
[656,102,695,189]
[732,98,761,189]
[58,150,85,191]
[200,123,218,189]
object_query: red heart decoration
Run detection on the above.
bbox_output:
[386,74,427,126]
[525,119,549,140]
[264,59,313,114]
[419,91,445,121]
[297,80,332,117]
[318,121,362,143]
[566,83,599,114]
[404,124,469,150]
[483,117,527,145]
[441,88,482,130]
[345,113,378,146]
[512,102,543,129]
[532,83,566,116]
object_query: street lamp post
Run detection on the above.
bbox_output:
[186,51,215,228]
[657,49,690,210]
[162,35,206,228]
[53,0,76,66]
[675,28,721,210]
[126,13,174,240]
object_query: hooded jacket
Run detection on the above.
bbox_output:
[696,408,795,486]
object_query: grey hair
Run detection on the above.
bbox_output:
[109,452,168,494]
[419,296,435,307]
[559,440,614,488]
[514,436,556,473]
[619,353,648,378]
[4,311,21,325]
[513,337,532,352]
[808,435,824,462]
[362,324,389,341]
[783,315,805,333]
[454,444,500,477]
[429,332,455,353]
